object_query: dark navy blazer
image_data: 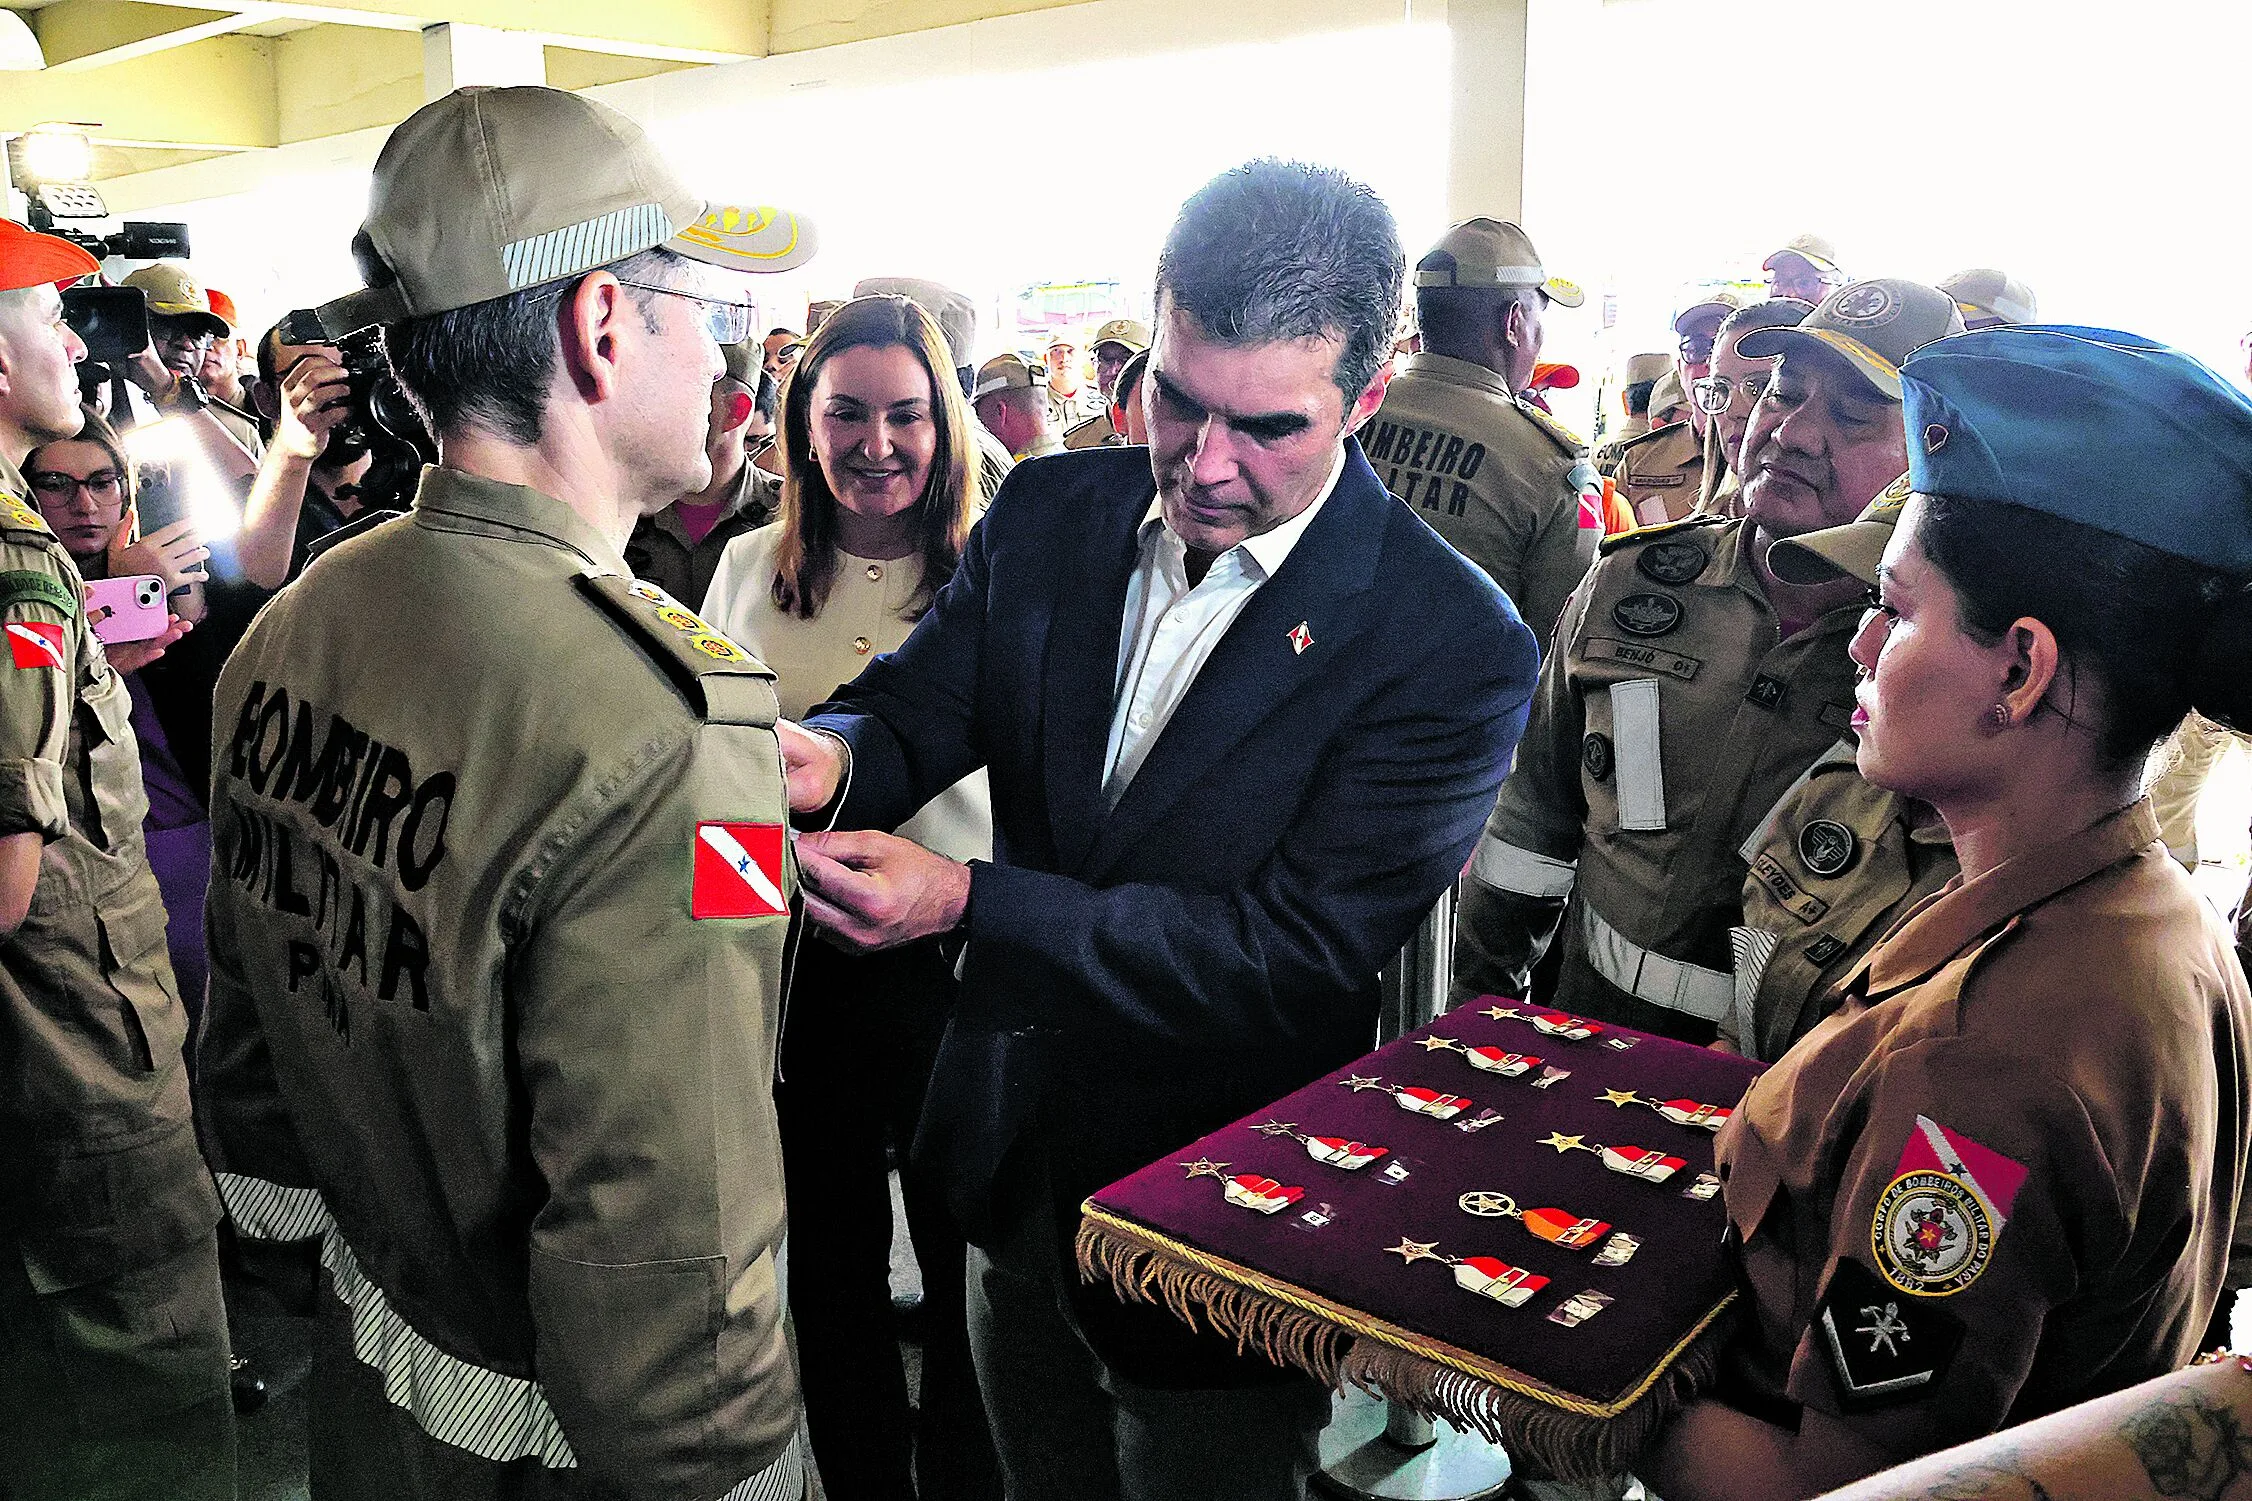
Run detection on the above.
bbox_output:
[808,439,1540,1383]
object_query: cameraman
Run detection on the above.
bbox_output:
[241,323,380,586]
[197,86,819,1500]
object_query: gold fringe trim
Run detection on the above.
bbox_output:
[1077,1205,1738,1481]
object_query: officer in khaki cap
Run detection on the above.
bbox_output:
[973,351,1061,459]
[196,85,818,1500]
[1763,232,1848,305]
[1064,317,1152,450]
[1595,351,1672,464]
[1939,267,2039,330]
[1454,279,1961,1042]
[1718,474,1958,1062]
[0,222,234,1499]
[1607,292,1738,525]
[1367,217,1603,640]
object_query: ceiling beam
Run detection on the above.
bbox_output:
[1,33,277,147]
[243,0,762,61]
[32,0,264,70]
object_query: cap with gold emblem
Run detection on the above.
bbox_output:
[123,262,229,337]
[1413,219,1584,309]
[1938,268,2038,329]
[1090,317,1152,355]
[1736,279,1964,401]
[1763,233,1842,276]
[318,85,817,335]
[1768,472,1911,586]
[974,353,1044,400]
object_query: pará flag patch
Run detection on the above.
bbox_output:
[6,621,65,670]
[1896,1116,2027,1229]
[692,821,788,919]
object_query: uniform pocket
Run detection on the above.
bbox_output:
[78,664,150,854]
[526,1248,724,1480]
[96,878,188,1076]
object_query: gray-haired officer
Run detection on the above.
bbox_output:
[1721,475,1960,1061]
[1453,280,1963,1041]
[197,86,817,1499]
[0,219,235,1501]
[1366,219,1603,641]
[1939,267,2039,331]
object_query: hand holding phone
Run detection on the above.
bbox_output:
[109,516,209,593]
[86,574,171,644]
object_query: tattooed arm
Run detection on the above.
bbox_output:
[1815,1360,2252,1501]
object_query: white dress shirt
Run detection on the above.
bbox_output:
[1102,444,1348,806]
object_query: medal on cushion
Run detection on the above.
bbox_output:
[1600,1088,1733,1131]
[1180,1157,1306,1215]
[1252,1119,1390,1171]
[1538,1131,1689,1184]
[1343,1074,1472,1120]
[1385,1237,1551,1308]
[1482,1005,1605,1041]
[1417,1034,1543,1077]
[1457,1190,1614,1251]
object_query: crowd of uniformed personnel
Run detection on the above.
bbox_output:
[6,73,2252,1501]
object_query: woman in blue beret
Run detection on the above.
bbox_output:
[1648,327,2252,1499]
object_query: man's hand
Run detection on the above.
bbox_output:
[112,516,210,592]
[274,349,352,462]
[780,720,846,814]
[797,830,970,951]
[125,342,178,400]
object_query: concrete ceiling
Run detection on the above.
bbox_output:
[3,0,1087,176]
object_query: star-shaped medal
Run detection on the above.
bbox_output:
[1599,1089,1642,1108]
[1252,1120,1299,1138]
[1458,1191,1518,1218]
[1539,1132,1590,1153]
[1385,1237,1444,1266]
[1180,1157,1231,1180]
[1482,1005,1528,1022]
[1343,1075,1387,1092]
[1416,1035,1459,1052]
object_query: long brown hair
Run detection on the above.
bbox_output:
[772,295,974,620]
[26,407,138,561]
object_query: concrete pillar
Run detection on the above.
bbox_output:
[422,22,547,102]
[1445,0,1530,226]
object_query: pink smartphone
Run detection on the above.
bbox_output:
[87,574,170,645]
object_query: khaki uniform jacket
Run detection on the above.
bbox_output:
[1592,411,1652,473]
[1452,516,1862,1041]
[1724,746,1958,1062]
[1717,801,2252,1463]
[1366,353,1601,644]
[1062,410,1119,450]
[624,462,781,613]
[198,467,805,1501]
[0,460,231,1485]
[1605,419,1705,527]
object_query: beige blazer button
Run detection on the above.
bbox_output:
[852,637,872,654]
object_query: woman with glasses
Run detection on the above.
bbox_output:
[25,411,212,1047]
[1692,299,1811,518]
[703,294,1000,1501]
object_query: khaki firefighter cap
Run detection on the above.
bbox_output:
[318,86,817,334]
[1091,317,1151,354]
[1938,268,2038,327]
[1649,368,1689,422]
[1624,352,1671,385]
[1764,233,1842,274]
[974,353,1042,400]
[1414,218,1583,308]
[1736,279,1964,401]
[1768,471,1912,586]
[123,262,228,336]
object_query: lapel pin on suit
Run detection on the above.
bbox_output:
[1289,621,1314,656]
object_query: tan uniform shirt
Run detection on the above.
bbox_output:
[0,462,230,1492]
[1717,801,2252,1462]
[623,461,780,612]
[1607,420,1705,526]
[1062,410,1119,450]
[1724,745,1958,1062]
[705,524,992,864]
[1593,411,1653,474]
[1366,353,1601,643]
[1452,516,1863,1041]
[198,467,804,1499]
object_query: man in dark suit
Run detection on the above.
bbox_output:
[779,160,1541,1500]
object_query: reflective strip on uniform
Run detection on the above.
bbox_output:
[215,1172,580,1469]
[1736,739,1856,864]
[1608,679,1666,831]
[1469,834,1578,899]
[717,1437,809,1501]
[1583,904,1732,1022]
[1729,925,1784,1060]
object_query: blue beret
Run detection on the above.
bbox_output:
[1901,325,2252,576]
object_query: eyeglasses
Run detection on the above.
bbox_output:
[28,470,123,503]
[1692,374,1767,416]
[612,280,755,345]
[1676,336,1716,363]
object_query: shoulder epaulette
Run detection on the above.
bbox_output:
[0,490,56,541]
[576,573,779,727]
[1514,398,1588,459]
[1597,512,1728,556]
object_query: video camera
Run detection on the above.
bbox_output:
[276,306,435,515]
